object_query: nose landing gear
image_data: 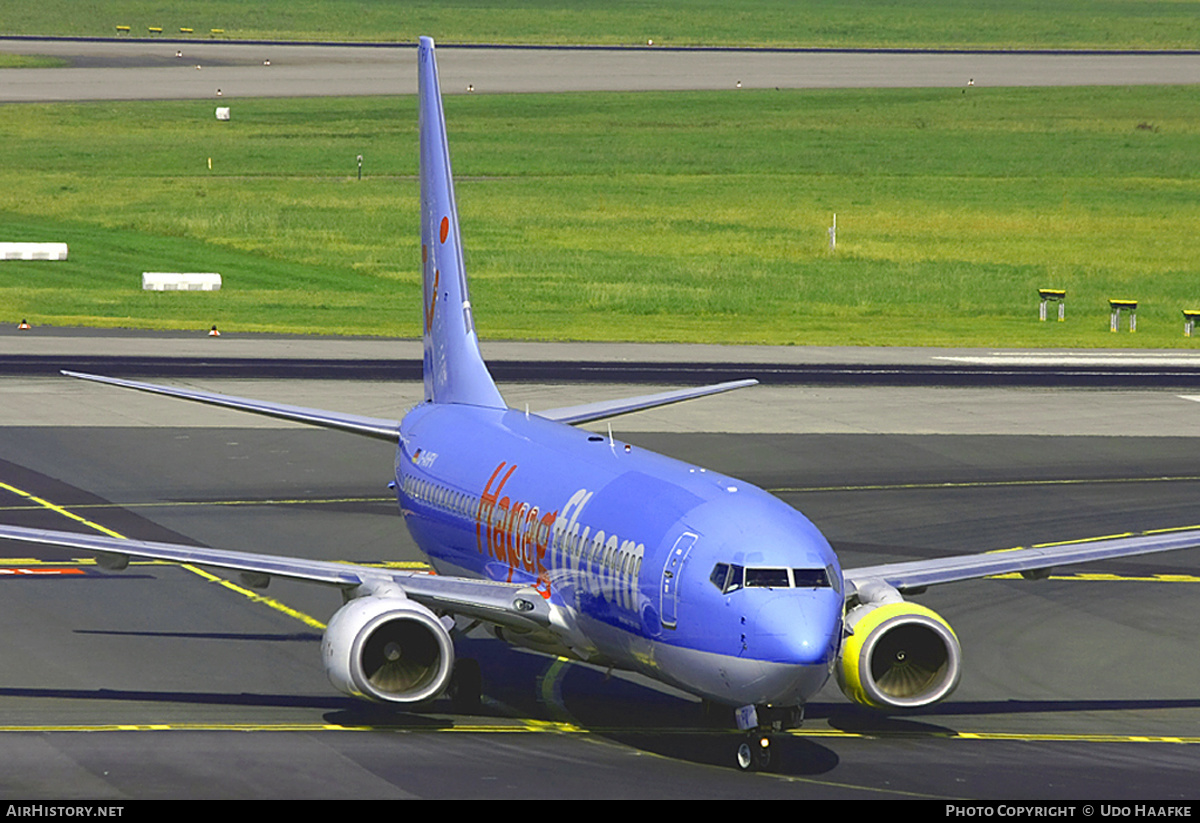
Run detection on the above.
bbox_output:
[736,733,772,772]
[732,703,801,772]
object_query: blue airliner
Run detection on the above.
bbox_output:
[4,37,1200,771]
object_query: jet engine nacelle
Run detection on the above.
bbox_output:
[836,599,961,710]
[322,595,455,704]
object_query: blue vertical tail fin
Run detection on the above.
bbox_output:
[417,36,505,409]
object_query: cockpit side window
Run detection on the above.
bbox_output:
[709,563,744,594]
[826,563,842,595]
[710,563,730,591]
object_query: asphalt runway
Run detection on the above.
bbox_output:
[2,38,1200,101]
[1,372,1200,799]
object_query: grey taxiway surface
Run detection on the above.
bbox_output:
[2,330,1200,799]
[2,38,1200,101]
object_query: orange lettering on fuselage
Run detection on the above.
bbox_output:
[476,461,557,594]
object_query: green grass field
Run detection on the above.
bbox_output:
[0,54,67,68]
[1,0,1199,50]
[2,86,1199,346]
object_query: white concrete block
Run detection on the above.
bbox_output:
[0,243,68,260]
[141,272,222,291]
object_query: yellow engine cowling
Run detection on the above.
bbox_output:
[836,600,962,710]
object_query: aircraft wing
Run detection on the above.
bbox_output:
[0,524,552,631]
[62,371,401,442]
[539,379,759,425]
[844,526,1200,595]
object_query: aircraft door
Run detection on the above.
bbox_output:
[660,532,697,629]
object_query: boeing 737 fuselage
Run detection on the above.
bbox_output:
[397,403,843,711]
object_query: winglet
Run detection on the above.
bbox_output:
[418,36,505,409]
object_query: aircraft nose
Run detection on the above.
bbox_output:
[746,591,841,666]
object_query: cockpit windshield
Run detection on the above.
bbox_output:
[745,567,790,588]
[710,563,838,594]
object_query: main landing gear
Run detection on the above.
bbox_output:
[733,704,802,772]
[448,658,482,713]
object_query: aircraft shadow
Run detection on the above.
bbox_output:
[0,685,455,730]
[456,637,841,775]
[0,685,353,712]
[451,637,1200,771]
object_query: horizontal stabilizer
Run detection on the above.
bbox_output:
[62,371,401,441]
[539,379,758,425]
